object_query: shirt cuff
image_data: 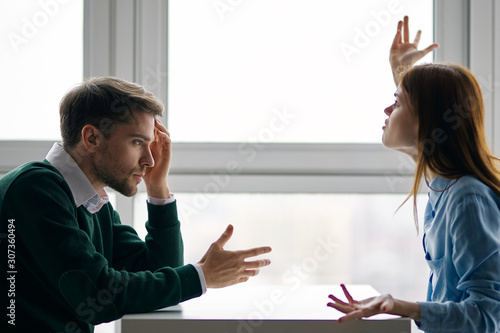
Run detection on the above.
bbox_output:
[192,263,207,294]
[147,194,176,205]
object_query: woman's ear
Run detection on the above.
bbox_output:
[80,124,104,153]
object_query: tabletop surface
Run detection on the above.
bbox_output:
[122,284,403,322]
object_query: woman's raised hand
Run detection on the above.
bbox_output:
[390,16,439,85]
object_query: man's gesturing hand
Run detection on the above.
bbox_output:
[198,224,272,288]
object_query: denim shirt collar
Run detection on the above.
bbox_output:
[427,176,456,211]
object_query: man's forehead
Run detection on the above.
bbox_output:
[111,112,155,139]
[128,110,156,126]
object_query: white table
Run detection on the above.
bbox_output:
[121,284,411,333]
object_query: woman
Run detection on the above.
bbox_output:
[327,17,500,332]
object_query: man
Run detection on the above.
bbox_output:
[0,77,271,332]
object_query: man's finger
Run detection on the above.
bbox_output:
[214,224,234,248]
[155,119,171,137]
[154,119,170,136]
[155,118,167,130]
[236,246,272,258]
[241,268,260,277]
[238,276,250,283]
[242,259,271,269]
[155,129,170,141]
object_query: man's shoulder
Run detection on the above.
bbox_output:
[0,160,66,197]
[1,160,61,180]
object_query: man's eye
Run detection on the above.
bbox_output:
[133,140,142,145]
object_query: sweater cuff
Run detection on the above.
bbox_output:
[148,194,176,205]
[175,264,203,302]
[146,199,179,227]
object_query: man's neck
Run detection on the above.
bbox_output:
[65,144,105,192]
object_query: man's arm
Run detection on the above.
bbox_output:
[2,168,202,326]
[110,200,184,272]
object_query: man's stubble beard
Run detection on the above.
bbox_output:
[93,146,138,197]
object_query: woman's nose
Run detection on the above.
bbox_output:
[384,104,394,116]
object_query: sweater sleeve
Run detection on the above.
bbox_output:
[418,194,500,332]
[110,201,184,272]
[2,168,202,325]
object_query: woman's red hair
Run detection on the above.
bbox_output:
[398,63,500,230]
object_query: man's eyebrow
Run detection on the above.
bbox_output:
[129,134,153,142]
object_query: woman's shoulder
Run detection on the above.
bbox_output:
[450,175,500,202]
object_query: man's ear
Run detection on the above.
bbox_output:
[81,124,104,153]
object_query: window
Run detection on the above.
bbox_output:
[3,2,499,333]
[0,0,83,141]
[133,192,429,303]
[168,0,434,143]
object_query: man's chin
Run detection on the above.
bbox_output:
[123,187,138,197]
[110,184,138,197]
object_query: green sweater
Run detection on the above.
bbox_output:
[0,161,202,332]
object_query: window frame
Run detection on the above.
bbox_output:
[1,0,499,217]
[0,2,497,333]
[84,0,500,197]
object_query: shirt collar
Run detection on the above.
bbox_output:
[427,176,454,210]
[45,143,109,214]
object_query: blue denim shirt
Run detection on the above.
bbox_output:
[417,176,500,332]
